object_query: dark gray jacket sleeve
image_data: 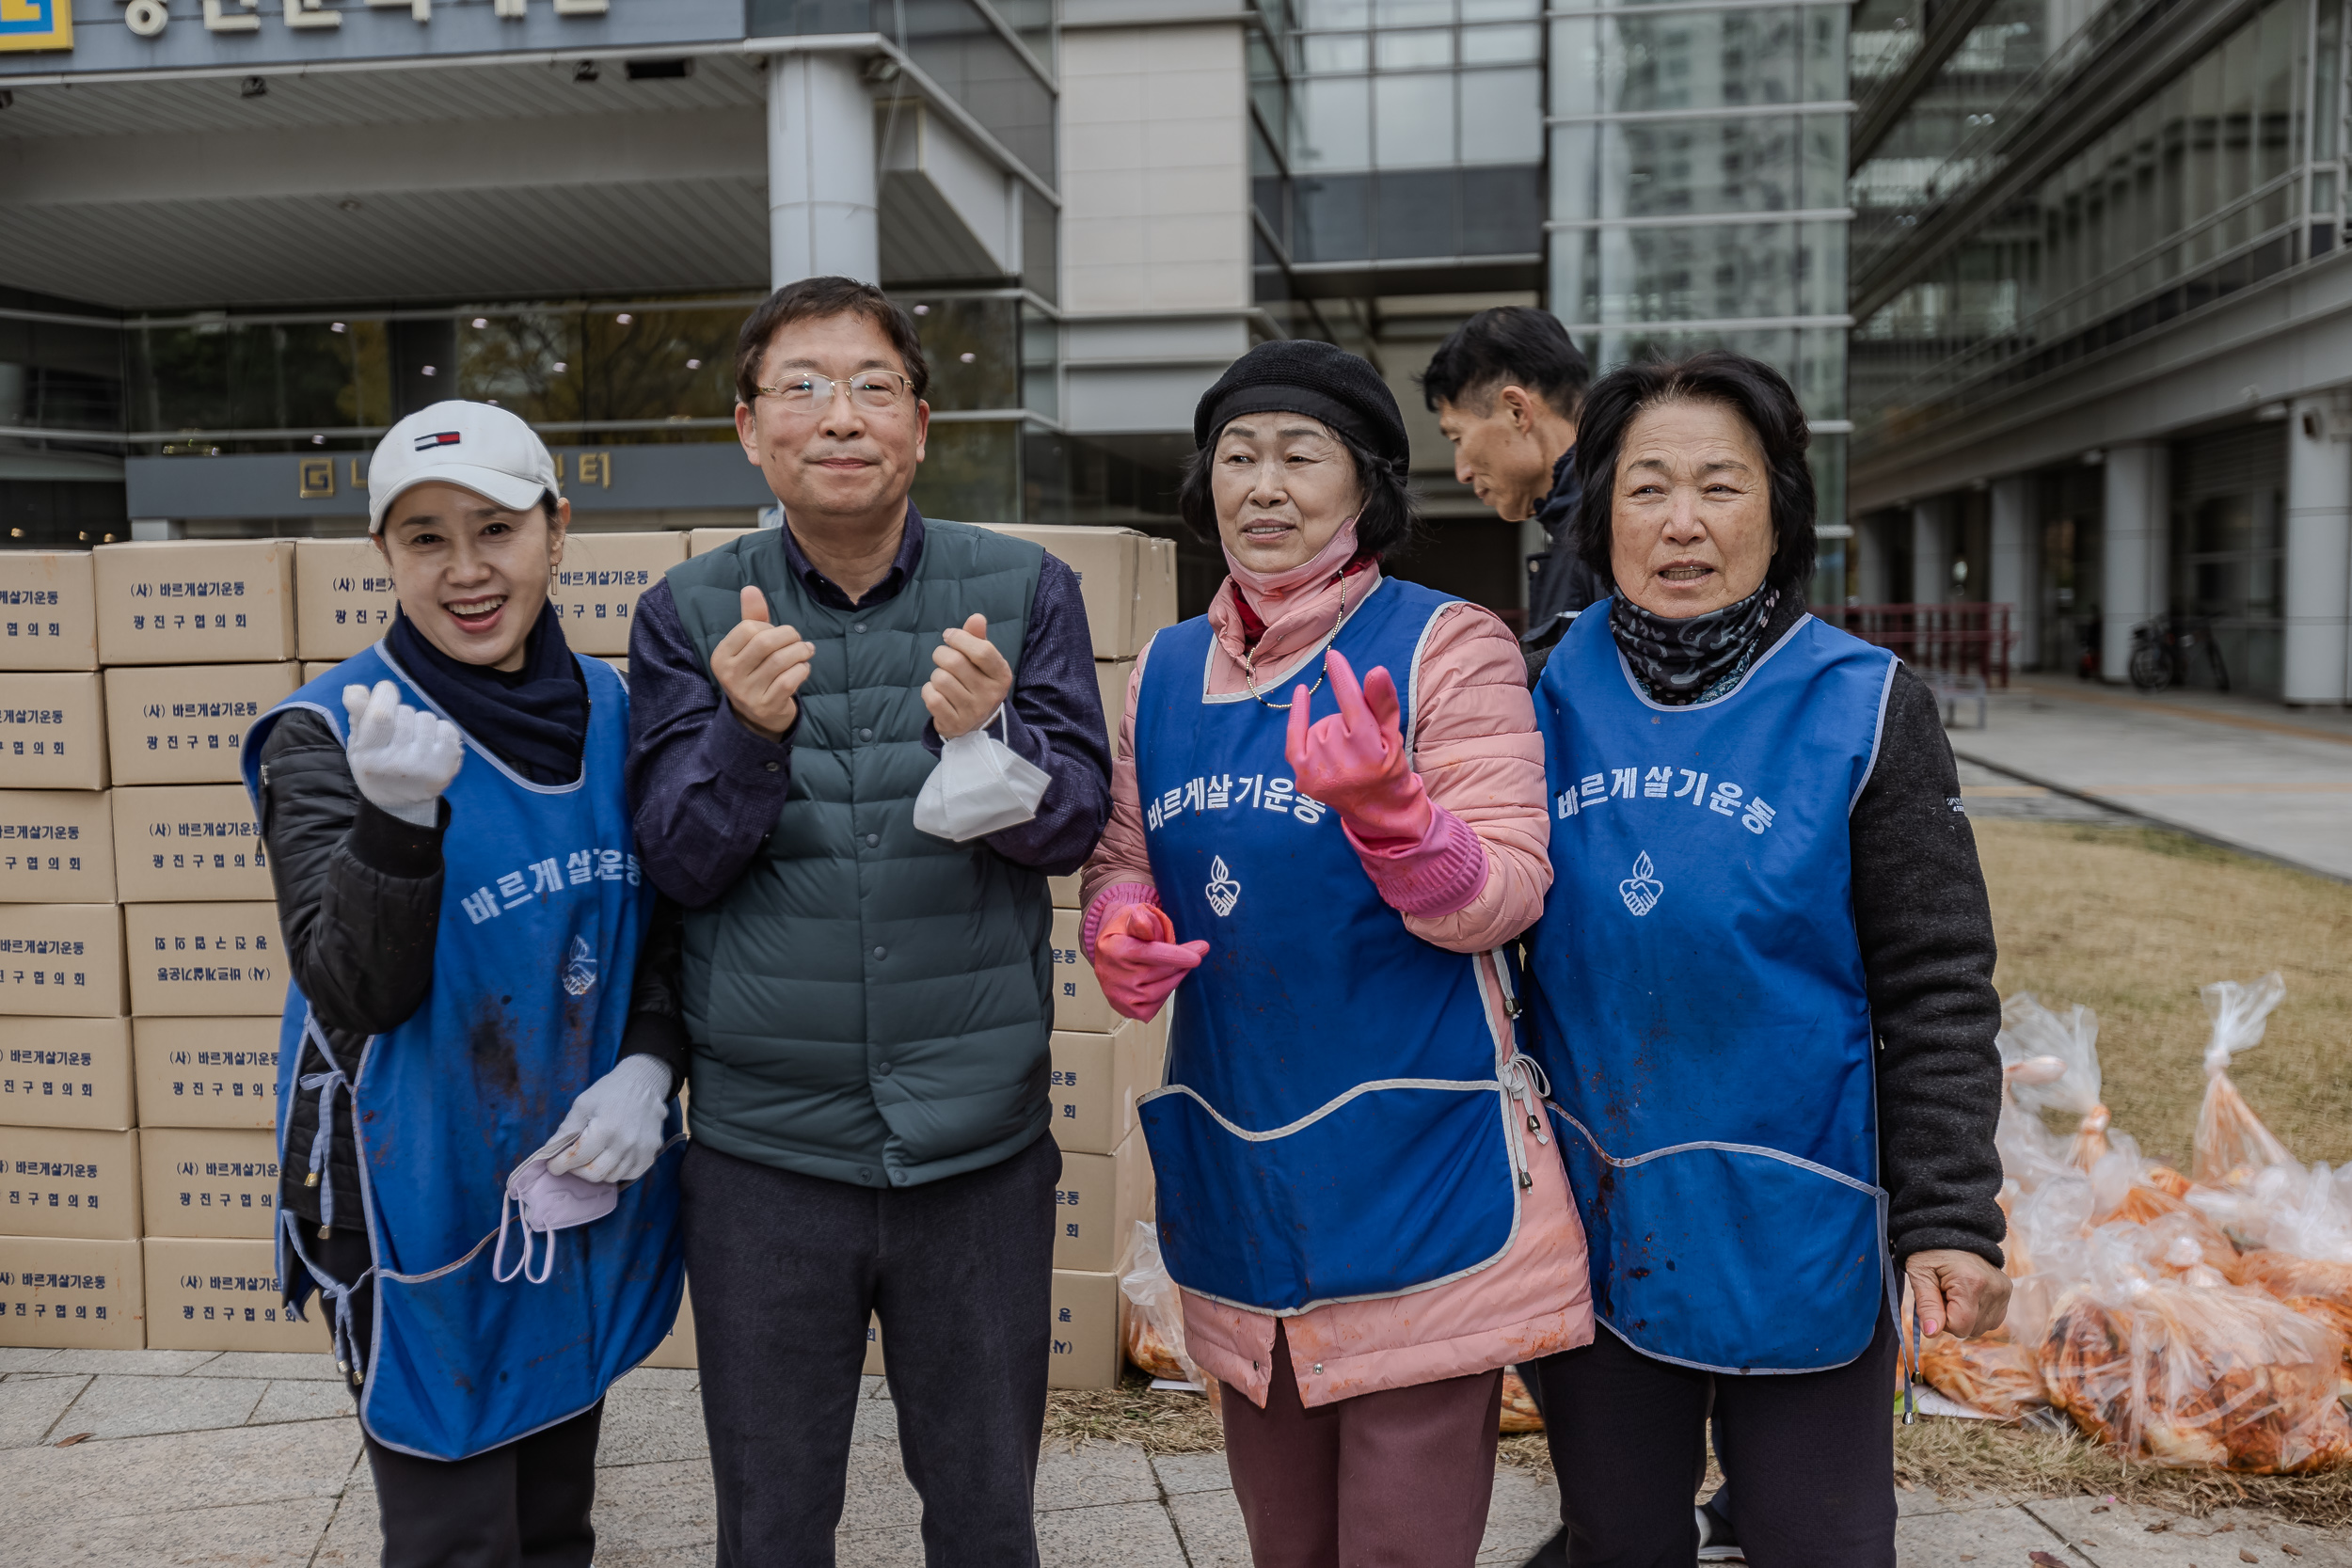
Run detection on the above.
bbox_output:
[1851,665,2008,1269]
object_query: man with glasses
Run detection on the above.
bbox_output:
[625,276,1111,1564]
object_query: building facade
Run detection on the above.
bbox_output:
[1849,0,2352,704]
[0,0,1852,622]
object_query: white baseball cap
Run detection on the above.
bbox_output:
[368,401,560,534]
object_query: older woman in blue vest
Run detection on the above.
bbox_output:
[1084,341,1593,1568]
[244,402,684,1568]
[1518,352,2011,1567]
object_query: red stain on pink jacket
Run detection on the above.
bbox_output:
[1080,562,1595,1409]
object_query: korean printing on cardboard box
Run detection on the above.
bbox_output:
[124,902,284,1018]
[1049,1016,1168,1157]
[1053,1127,1153,1275]
[549,531,687,656]
[0,1125,141,1240]
[103,662,297,787]
[0,550,99,672]
[140,1127,280,1241]
[0,672,108,791]
[0,1236,145,1350]
[0,1017,134,1132]
[294,536,396,662]
[0,902,126,1018]
[92,539,296,666]
[134,1017,279,1131]
[111,784,271,902]
[0,788,116,903]
[144,1237,326,1354]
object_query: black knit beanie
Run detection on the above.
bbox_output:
[1194,340,1410,472]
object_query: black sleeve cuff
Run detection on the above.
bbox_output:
[618,1020,690,1099]
[344,796,447,880]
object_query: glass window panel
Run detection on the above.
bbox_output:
[1458,66,1542,164]
[900,0,1057,182]
[1565,11,1809,115]
[1549,17,1602,118]
[1301,0,1370,23]
[1461,23,1540,62]
[1375,0,1454,21]
[1549,220,1848,326]
[1804,6,1849,102]
[1376,27,1454,67]
[1461,0,1539,17]
[1303,32,1371,70]
[1377,169,1459,258]
[1460,165,1546,253]
[1296,174,1375,261]
[1561,117,1834,221]
[1297,76,1373,169]
[903,297,1021,413]
[912,420,1020,524]
[1374,72,1456,166]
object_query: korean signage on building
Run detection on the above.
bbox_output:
[0,0,743,75]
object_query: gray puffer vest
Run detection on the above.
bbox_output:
[664,521,1053,1189]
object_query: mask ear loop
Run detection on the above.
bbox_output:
[491,1183,561,1286]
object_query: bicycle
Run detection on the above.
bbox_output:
[2128,614,2231,692]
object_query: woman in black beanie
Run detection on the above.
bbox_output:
[1079,339,1593,1567]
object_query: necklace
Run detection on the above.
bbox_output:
[1238,578,1360,710]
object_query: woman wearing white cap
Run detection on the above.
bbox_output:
[240,401,687,1567]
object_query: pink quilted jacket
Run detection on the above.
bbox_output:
[1080,564,1594,1410]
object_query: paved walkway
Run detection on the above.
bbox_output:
[1947,678,2352,879]
[6,1349,2349,1566]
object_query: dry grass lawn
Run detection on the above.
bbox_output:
[1974,818,2352,1170]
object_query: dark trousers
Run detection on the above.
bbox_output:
[363,1402,604,1568]
[1223,1321,1502,1568]
[683,1133,1061,1568]
[1533,1310,1899,1568]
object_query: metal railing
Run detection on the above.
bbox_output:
[1818,602,2018,686]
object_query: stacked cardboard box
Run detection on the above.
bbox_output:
[0,549,147,1348]
[0,523,1180,1383]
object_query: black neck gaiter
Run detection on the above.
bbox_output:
[1608,581,1779,703]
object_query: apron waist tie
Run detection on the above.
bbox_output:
[283,1211,375,1387]
[1501,1052,1551,1191]
[298,1068,349,1236]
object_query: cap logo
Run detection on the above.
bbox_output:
[415,432,463,451]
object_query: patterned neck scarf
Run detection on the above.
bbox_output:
[1609,581,1779,705]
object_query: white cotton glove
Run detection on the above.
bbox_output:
[545,1053,673,1183]
[342,682,463,829]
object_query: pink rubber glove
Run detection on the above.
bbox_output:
[1284,648,1432,846]
[1090,901,1210,1022]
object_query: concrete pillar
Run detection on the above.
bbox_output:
[2100,443,2167,684]
[2283,397,2352,705]
[1990,474,2037,672]
[769,52,880,287]
[1854,514,1892,604]
[1910,498,1951,603]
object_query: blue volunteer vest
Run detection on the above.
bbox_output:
[242,644,683,1461]
[1523,604,1898,1373]
[1135,577,1534,1314]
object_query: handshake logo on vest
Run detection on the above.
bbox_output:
[1205,856,1242,917]
[1618,852,1663,917]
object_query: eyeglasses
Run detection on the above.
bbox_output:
[755,370,914,413]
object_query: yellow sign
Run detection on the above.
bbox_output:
[296,460,335,501]
[0,0,72,53]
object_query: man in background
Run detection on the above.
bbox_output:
[1421,308,1597,682]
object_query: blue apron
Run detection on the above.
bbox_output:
[1135,577,1537,1314]
[243,644,683,1461]
[1523,604,1898,1374]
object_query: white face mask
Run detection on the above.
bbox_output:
[912,705,1051,843]
[493,1132,618,1285]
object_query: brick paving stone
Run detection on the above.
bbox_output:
[1150,1449,1232,1495]
[7,1495,339,1567]
[0,1370,89,1447]
[2024,1497,2352,1568]
[1035,1437,1159,1511]
[46,1372,266,1441]
[246,1380,356,1426]
[189,1352,342,1382]
[4,1418,361,1524]
[1168,1486,1251,1568]
[1894,1502,2093,1567]
[1035,1497,1189,1566]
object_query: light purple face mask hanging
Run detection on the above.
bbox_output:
[493,1133,618,1285]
